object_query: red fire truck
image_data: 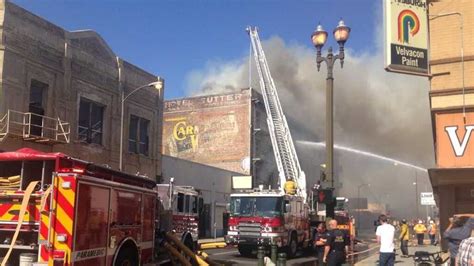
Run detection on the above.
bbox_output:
[156,183,200,251]
[226,187,310,257]
[0,148,200,265]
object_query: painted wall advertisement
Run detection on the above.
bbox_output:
[384,0,429,75]
[163,91,251,174]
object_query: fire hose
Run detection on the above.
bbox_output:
[165,232,210,266]
[1,181,39,266]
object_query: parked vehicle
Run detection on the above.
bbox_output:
[0,148,201,265]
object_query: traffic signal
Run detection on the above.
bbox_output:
[316,189,333,204]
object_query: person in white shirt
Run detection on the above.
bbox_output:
[376,214,395,266]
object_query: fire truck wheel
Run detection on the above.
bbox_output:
[183,235,195,252]
[115,245,139,266]
[237,245,253,257]
[287,233,297,258]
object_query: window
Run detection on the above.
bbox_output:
[128,115,150,156]
[185,195,190,213]
[177,193,184,213]
[78,98,104,144]
[29,80,48,136]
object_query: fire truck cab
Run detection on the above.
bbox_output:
[156,183,200,252]
[0,148,157,265]
[225,188,310,257]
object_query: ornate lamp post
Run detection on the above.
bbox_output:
[311,20,350,189]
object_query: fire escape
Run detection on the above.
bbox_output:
[0,110,70,144]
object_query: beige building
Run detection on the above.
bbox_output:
[428,0,474,242]
[0,1,164,179]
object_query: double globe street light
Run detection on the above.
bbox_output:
[311,20,350,189]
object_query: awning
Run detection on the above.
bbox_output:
[0,148,64,161]
[429,167,474,187]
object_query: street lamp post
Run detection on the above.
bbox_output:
[413,170,419,218]
[357,183,370,230]
[119,78,164,171]
[311,20,350,189]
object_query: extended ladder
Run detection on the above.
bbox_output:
[247,26,307,202]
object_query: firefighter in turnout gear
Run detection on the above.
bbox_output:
[323,219,350,266]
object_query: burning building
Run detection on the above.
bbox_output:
[162,88,277,188]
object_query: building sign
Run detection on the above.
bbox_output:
[435,111,474,168]
[420,192,435,206]
[163,90,251,174]
[384,0,429,75]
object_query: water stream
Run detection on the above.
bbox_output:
[297,140,427,172]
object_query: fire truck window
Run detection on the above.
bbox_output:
[177,193,185,213]
[185,195,191,213]
[192,196,198,213]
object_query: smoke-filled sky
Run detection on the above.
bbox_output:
[185,11,434,218]
[15,0,435,218]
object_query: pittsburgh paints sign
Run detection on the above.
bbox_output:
[384,0,429,75]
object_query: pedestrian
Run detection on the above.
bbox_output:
[323,219,350,266]
[456,236,474,266]
[314,222,330,265]
[413,220,427,245]
[374,219,381,232]
[399,219,409,257]
[376,214,395,266]
[444,214,474,266]
[427,220,437,246]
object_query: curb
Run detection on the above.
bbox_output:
[199,242,227,250]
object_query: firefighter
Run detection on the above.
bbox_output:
[284,180,297,195]
[413,220,427,245]
[323,219,350,266]
[399,219,410,257]
[314,222,330,265]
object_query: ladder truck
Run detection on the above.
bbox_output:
[225,27,311,258]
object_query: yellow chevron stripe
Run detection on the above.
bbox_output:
[56,204,73,235]
[58,184,75,208]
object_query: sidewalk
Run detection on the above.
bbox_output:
[356,243,443,265]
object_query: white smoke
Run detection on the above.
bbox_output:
[185,34,434,219]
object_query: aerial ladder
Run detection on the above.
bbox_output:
[247,26,307,202]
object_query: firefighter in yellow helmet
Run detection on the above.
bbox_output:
[284,180,297,195]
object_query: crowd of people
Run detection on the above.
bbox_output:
[373,214,474,266]
[312,214,473,266]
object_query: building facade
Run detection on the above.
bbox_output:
[163,88,277,188]
[428,0,474,239]
[0,1,164,179]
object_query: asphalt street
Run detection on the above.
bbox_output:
[205,247,318,266]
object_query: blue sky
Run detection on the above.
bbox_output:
[13,0,380,99]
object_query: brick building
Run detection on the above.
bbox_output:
[163,88,277,188]
[0,1,164,178]
[428,0,474,239]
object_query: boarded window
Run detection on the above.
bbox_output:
[128,115,149,156]
[78,98,104,144]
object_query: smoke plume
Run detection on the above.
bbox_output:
[185,35,434,219]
